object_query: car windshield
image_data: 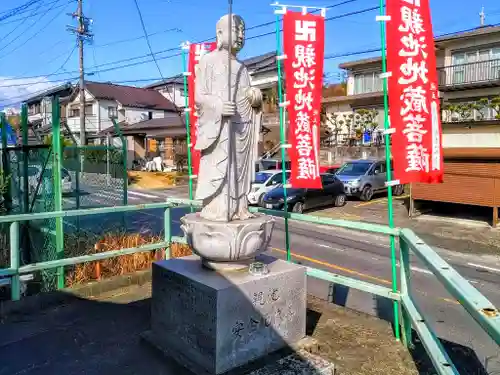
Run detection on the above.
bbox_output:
[254,172,273,184]
[337,162,372,176]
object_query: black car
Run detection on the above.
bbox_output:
[260,173,346,214]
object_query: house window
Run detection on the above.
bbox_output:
[69,107,80,117]
[108,106,118,118]
[451,46,500,84]
[148,111,153,120]
[85,104,93,116]
[353,72,382,94]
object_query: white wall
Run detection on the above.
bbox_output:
[122,107,165,124]
[443,124,500,148]
[158,84,185,108]
[249,70,278,89]
[66,89,168,137]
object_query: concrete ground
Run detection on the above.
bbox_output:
[0,280,423,375]
[313,192,500,255]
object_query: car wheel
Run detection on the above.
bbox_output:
[393,184,404,196]
[257,193,265,206]
[360,185,373,201]
[292,201,304,214]
[334,193,347,207]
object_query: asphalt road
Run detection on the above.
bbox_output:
[67,184,500,374]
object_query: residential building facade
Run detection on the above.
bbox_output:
[25,83,73,137]
[144,76,186,109]
[323,24,500,226]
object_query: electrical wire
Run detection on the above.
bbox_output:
[0,0,73,26]
[0,0,51,52]
[132,0,165,80]
[0,0,42,22]
[0,45,78,106]
[95,27,182,48]
[3,2,377,82]
[0,0,69,59]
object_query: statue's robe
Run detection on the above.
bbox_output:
[194,49,262,221]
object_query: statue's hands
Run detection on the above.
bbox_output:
[245,87,262,108]
[222,101,237,117]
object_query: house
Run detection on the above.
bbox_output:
[323,24,500,226]
[65,81,182,167]
[24,83,74,140]
[144,75,186,109]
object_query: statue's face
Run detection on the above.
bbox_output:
[217,15,245,53]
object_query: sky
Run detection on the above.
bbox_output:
[0,0,499,109]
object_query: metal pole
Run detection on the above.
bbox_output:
[106,135,111,187]
[379,0,400,341]
[226,1,233,221]
[275,14,291,262]
[181,46,194,202]
[52,97,65,289]
[77,0,86,146]
[21,105,29,213]
[0,113,12,214]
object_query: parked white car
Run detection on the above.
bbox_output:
[21,165,72,195]
[247,170,290,206]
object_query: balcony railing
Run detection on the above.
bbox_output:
[438,59,500,87]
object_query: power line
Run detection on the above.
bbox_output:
[2,4,495,89]
[0,1,71,60]
[0,0,379,82]
[132,0,165,80]
[0,0,73,26]
[94,27,182,48]
[0,0,52,53]
[3,0,363,81]
[0,0,42,22]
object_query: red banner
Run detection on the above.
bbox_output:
[387,0,443,184]
[188,42,217,176]
[283,11,324,189]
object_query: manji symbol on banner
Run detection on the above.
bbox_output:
[386,0,444,184]
[283,11,325,189]
[188,42,217,176]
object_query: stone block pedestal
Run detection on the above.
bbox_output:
[148,255,306,375]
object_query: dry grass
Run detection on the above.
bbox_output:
[127,171,180,189]
[65,232,192,287]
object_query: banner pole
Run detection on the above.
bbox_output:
[275,13,291,262]
[379,0,401,341]
[181,45,194,202]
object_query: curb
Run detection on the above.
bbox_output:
[0,269,152,320]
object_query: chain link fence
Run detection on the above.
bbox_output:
[62,145,127,210]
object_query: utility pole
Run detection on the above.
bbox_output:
[68,0,93,145]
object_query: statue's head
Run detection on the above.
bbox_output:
[216,14,245,54]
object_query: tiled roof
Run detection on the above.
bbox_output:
[84,81,177,111]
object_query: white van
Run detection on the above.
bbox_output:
[247,170,290,206]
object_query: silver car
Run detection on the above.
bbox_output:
[335,159,405,201]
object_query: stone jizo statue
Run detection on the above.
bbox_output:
[181,14,274,270]
[194,14,263,222]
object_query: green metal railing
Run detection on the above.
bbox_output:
[0,197,498,374]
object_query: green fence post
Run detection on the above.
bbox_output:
[10,221,20,301]
[21,105,29,213]
[111,118,127,206]
[400,238,413,348]
[0,113,12,214]
[275,14,291,262]
[164,207,171,260]
[181,44,195,203]
[52,97,65,289]
[378,0,400,341]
